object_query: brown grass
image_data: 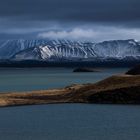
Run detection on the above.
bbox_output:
[0,74,140,107]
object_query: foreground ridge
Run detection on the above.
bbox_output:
[0,74,140,107]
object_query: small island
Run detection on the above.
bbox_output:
[73,67,101,72]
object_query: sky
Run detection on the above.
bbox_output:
[0,0,140,42]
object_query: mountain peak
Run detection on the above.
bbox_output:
[0,39,139,61]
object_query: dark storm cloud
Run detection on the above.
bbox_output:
[0,0,139,23]
[0,0,140,41]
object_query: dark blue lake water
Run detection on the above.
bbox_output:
[0,67,128,92]
[0,104,140,140]
[0,67,140,140]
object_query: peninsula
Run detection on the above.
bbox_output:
[0,73,140,107]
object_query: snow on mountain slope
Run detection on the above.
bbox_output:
[93,39,140,58]
[0,39,140,61]
[0,39,49,59]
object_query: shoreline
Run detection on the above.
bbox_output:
[0,60,139,68]
[0,74,140,107]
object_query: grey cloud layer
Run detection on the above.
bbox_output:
[0,0,139,40]
[0,0,139,22]
[38,27,140,42]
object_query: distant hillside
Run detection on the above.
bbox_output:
[0,39,139,62]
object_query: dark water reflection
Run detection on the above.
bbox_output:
[0,104,140,140]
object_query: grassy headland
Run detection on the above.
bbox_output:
[0,74,140,107]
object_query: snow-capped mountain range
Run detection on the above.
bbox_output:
[0,39,140,61]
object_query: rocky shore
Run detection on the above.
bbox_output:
[0,73,140,107]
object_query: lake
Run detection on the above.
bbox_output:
[0,104,140,140]
[0,67,128,92]
[0,67,140,140]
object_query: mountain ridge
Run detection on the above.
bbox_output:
[0,39,140,62]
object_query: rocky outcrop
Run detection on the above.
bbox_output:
[126,65,140,75]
